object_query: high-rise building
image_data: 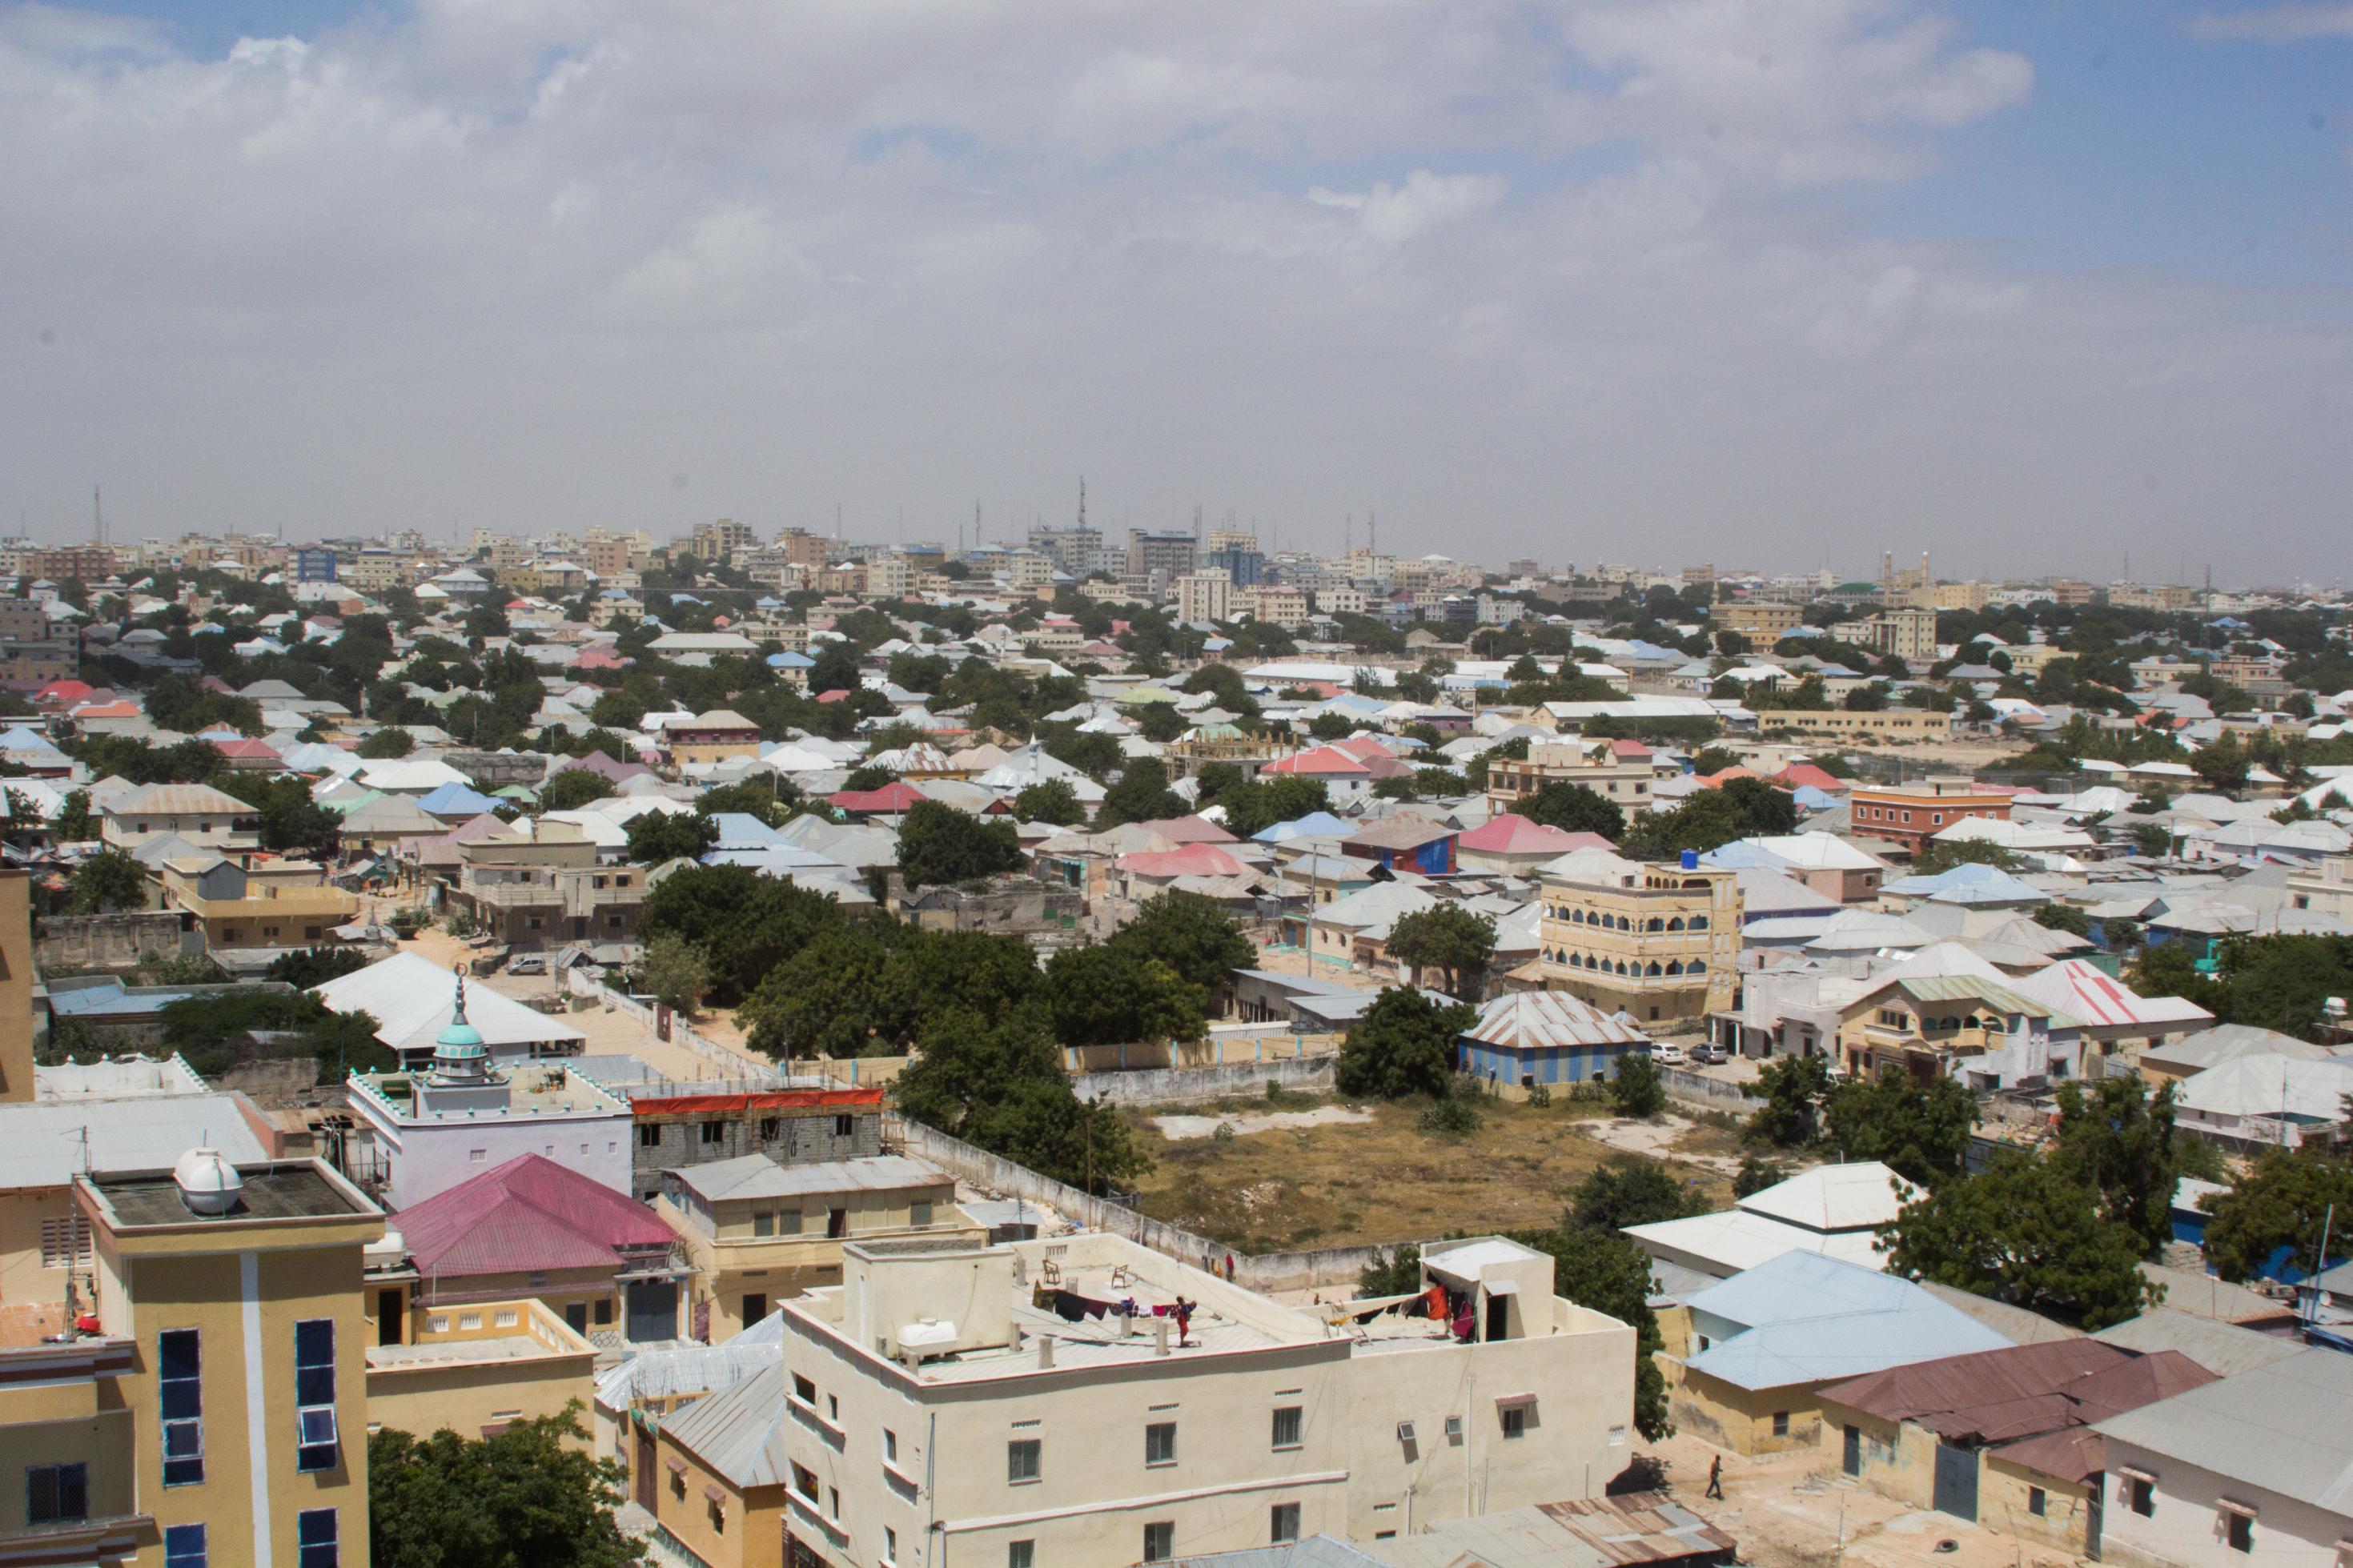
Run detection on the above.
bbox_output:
[1125,529,1196,583]
[1174,571,1233,624]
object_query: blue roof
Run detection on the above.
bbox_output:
[1792,785,1841,810]
[1881,862,2046,904]
[1681,1252,2014,1390]
[766,651,815,668]
[707,812,790,849]
[416,780,504,816]
[50,981,194,1020]
[0,725,66,756]
[1254,812,1353,843]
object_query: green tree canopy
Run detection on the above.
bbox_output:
[1745,1053,1833,1148]
[1883,1153,2161,1329]
[624,810,718,866]
[1045,943,1207,1047]
[1512,1225,1674,1439]
[639,932,713,1015]
[1334,987,1476,1101]
[1097,759,1187,828]
[1609,1052,1668,1117]
[540,768,618,812]
[893,1006,1150,1194]
[1384,904,1498,999]
[1520,783,1625,840]
[1821,1072,1977,1188]
[2050,1077,2187,1258]
[1013,779,1086,826]
[2202,1147,2353,1281]
[358,725,416,759]
[898,799,1025,887]
[1568,1158,1701,1233]
[367,1405,643,1568]
[1109,892,1255,994]
[72,848,147,913]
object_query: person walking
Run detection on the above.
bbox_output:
[1705,1455,1724,1500]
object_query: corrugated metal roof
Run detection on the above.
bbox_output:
[1680,1252,2013,1390]
[595,1338,781,1411]
[661,1360,789,1488]
[314,951,588,1053]
[398,1153,674,1277]
[673,1154,947,1203]
[1733,1161,1905,1233]
[107,782,255,816]
[2092,1347,2353,1512]
[1817,1339,2210,1445]
[1464,990,1648,1050]
[2091,1307,2308,1378]
[0,1093,270,1190]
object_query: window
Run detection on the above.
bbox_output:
[298,1508,339,1568]
[593,1299,613,1325]
[793,1462,820,1501]
[834,1113,855,1137]
[164,1525,207,1568]
[1145,1421,1177,1466]
[829,1485,841,1519]
[700,1121,726,1145]
[910,1201,934,1228]
[2128,1477,2155,1518]
[1771,1411,1790,1438]
[160,1328,203,1486]
[1007,1438,1042,1483]
[1008,1543,1035,1568]
[2028,1487,2046,1518]
[1271,1406,1303,1450]
[884,1428,899,1464]
[26,1462,87,1525]
[885,1527,898,1565]
[2226,1512,2253,1553]
[754,1210,774,1237]
[761,1117,781,1141]
[295,1317,339,1470]
[1143,1522,1175,1563]
[38,1215,91,1270]
[794,1374,817,1405]
[638,1124,661,1148]
[1271,1502,1301,1544]
[1502,1406,1527,1440]
[779,1209,805,1235]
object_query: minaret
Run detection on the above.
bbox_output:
[416,967,510,1114]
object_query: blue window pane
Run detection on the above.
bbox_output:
[165,1524,208,1568]
[159,1330,200,1381]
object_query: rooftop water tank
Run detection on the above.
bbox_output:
[172,1146,243,1218]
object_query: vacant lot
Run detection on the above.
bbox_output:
[1125,1093,1736,1253]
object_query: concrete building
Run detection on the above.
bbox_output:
[98,783,262,853]
[1174,572,1234,624]
[1484,739,1655,818]
[1536,848,1741,1026]
[663,708,765,767]
[363,1294,598,1450]
[658,1153,975,1341]
[597,1081,887,1205]
[2091,1348,2353,1568]
[1126,529,1198,585]
[1847,777,2012,857]
[155,855,359,950]
[765,1231,1635,1566]
[1749,708,1954,744]
[1713,601,1805,641]
[1626,1161,1904,1282]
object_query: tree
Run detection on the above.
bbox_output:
[624,810,718,866]
[1385,904,1498,998]
[806,641,862,696]
[1907,838,2028,878]
[1335,987,1476,1101]
[2202,1147,2353,1281]
[639,865,844,1003]
[1609,1052,1668,1117]
[1844,683,1889,712]
[52,788,94,842]
[1109,892,1254,993]
[2190,732,2250,792]
[1821,1072,1976,1188]
[1097,759,1187,828]
[1733,1154,1789,1199]
[1359,1243,1423,1297]
[265,946,369,989]
[1208,775,1330,837]
[2034,901,2094,938]
[1569,1159,1700,1233]
[367,1405,643,1568]
[359,726,416,759]
[893,1006,1150,1194]
[640,932,713,1015]
[1718,776,1798,836]
[1513,1225,1674,1439]
[741,924,895,1056]
[1883,1153,2161,1329]
[540,768,617,812]
[1746,1053,1832,1148]
[1014,779,1085,826]
[1045,943,1207,1047]
[1521,783,1625,840]
[898,800,1025,887]
[71,848,147,913]
[2050,1077,2186,1258]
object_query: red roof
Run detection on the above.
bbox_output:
[814,688,854,704]
[34,680,94,704]
[1263,745,1370,777]
[1773,763,1851,792]
[396,1154,675,1278]
[1608,740,1653,759]
[1456,814,1597,854]
[829,780,927,813]
[1692,766,1761,788]
[71,700,140,720]
[212,738,281,760]
[1333,736,1399,760]
[572,646,628,671]
[1117,844,1247,878]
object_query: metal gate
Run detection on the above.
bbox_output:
[625,1279,677,1343]
[1933,1442,1979,1522]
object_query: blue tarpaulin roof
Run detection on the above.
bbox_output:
[1682,1251,2014,1390]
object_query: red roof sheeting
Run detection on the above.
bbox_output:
[396,1154,676,1278]
[1263,745,1370,777]
[1117,844,1247,878]
[829,780,926,813]
[1773,764,1851,792]
[1456,814,1596,854]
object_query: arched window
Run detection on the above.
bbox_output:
[1666,917,1685,932]
[1569,908,1584,924]
[1688,960,1707,975]
[1567,952,1583,968]
[1645,917,1664,933]
[1665,960,1684,976]
[1691,916,1710,932]
[1644,961,1663,976]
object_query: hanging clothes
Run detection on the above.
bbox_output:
[1052,1290,1087,1323]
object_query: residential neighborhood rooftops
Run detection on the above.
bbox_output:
[2092,1347,2353,1512]
[1680,1251,2014,1389]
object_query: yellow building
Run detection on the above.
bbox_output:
[1713,600,1805,640]
[1485,738,1656,817]
[1749,708,1952,743]
[657,1153,978,1341]
[156,856,359,949]
[1537,848,1741,1026]
[661,709,765,766]
[363,1297,596,1449]
[42,1153,387,1567]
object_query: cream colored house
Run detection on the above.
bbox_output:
[1537,847,1741,1026]
[769,1233,1635,1567]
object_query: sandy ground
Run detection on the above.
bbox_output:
[1154,1105,1374,1141]
[1584,1113,1745,1175]
[1644,1430,2065,1568]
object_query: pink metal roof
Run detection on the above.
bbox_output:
[397,1153,676,1278]
[1263,745,1369,776]
[1118,844,1248,878]
[1134,815,1239,844]
[829,780,927,812]
[1457,814,1591,853]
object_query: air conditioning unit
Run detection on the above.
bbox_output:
[1395,1421,1416,1444]
[1444,1416,1464,1440]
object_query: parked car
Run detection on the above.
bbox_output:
[1650,1044,1687,1067]
[1688,1042,1727,1065]
[508,952,547,976]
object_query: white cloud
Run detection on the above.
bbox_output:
[0,0,2341,579]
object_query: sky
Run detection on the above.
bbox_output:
[2,0,2347,584]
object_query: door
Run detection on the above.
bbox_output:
[626,1279,678,1342]
[744,1292,767,1326]
[377,1288,404,1347]
[828,1208,848,1239]
[2086,1474,2104,1562]
[1842,1424,1861,1477]
[565,1301,589,1335]
[634,1426,656,1511]
[1933,1442,1979,1522]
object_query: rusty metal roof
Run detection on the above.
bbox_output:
[1817,1338,2214,1446]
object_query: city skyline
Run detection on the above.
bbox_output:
[2,0,2347,579]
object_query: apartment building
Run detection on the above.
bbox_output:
[1484,739,1655,817]
[1174,572,1233,624]
[1848,776,2011,856]
[690,519,761,563]
[1750,708,1953,744]
[99,784,263,853]
[662,708,765,766]
[606,1083,888,1204]
[1239,585,1311,626]
[1538,848,1742,1025]
[1315,585,1368,616]
[747,1231,1633,1568]
[15,1153,385,1568]
[1713,601,1805,641]
[1126,530,1197,584]
[1836,606,1939,663]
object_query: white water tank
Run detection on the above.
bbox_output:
[172,1147,243,1217]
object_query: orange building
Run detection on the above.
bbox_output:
[1847,777,2010,856]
